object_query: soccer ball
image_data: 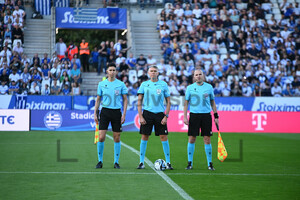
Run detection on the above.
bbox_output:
[154,159,167,171]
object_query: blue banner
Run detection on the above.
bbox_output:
[26,95,72,110]
[55,8,127,29]
[31,110,138,131]
[214,97,255,111]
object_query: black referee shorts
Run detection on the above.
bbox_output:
[140,110,168,136]
[188,112,212,137]
[99,107,122,132]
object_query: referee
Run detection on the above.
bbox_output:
[94,63,128,169]
[136,65,173,170]
[183,69,219,170]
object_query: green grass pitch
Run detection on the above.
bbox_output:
[0,131,299,200]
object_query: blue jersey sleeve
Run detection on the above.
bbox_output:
[137,82,144,94]
[121,82,128,95]
[164,82,170,97]
[209,85,215,100]
[185,86,191,101]
[97,83,102,96]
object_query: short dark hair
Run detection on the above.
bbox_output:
[107,63,116,68]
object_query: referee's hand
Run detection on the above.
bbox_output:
[140,116,147,125]
[184,117,189,125]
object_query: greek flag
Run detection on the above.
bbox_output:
[44,112,62,129]
[35,0,51,15]
[55,0,70,7]
[73,8,98,23]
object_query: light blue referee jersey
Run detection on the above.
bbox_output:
[185,82,215,113]
[138,80,170,113]
[97,79,128,109]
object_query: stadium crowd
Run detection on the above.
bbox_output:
[0,0,300,97]
[154,0,300,97]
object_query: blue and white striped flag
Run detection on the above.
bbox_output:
[55,0,70,7]
[35,0,51,15]
[73,8,98,23]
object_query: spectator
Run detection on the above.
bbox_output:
[55,38,67,60]
[91,46,99,74]
[62,84,70,95]
[66,41,78,61]
[50,63,61,82]
[18,82,29,95]
[136,54,147,70]
[51,79,61,95]
[282,84,294,96]
[70,64,81,83]
[71,82,81,96]
[29,81,40,95]
[126,53,137,69]
[8,80,19,95]
[12,41,23,55]
[0,81,8,94]
[241,82,253,97]
[41,84,50,95]
[271,82,282,97]
[79,38,90,72]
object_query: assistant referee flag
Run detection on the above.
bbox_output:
[217,125,228,162]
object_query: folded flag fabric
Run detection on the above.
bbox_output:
[94,123,99,144]
[217,130,228,162]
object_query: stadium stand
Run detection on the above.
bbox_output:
[0,0,299,97]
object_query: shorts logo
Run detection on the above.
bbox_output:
[44,111,63,130]
[156,89,161,95]
[115,90,120,96]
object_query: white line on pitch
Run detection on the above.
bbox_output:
[106,135,194,200]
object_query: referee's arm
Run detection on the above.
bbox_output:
[94,95,101,124]
[210,99,219,126]
[137,94,146,125]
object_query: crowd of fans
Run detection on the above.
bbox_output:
[154,0,300,97]
[1,0,300,97]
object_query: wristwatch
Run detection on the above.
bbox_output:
[165,114,169,118]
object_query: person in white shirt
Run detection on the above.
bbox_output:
[0,81,8,95]
[241,82,253,97]
[147,54,157,67]
[192,4,202,19]
[174,4,184,17]
[168,81,180,96]
[55,38,67,60]
[271,82,282,97]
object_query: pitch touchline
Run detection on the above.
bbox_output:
[0,171,298,176]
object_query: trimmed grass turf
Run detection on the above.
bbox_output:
[0,131,299,199]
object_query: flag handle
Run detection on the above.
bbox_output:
[216,123,219,131]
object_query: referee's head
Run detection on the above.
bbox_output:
[193,69,206,83]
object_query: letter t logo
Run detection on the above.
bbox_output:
[252,113,267,131]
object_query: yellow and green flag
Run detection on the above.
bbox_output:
[94,123,99,144]
[217,130,228,162]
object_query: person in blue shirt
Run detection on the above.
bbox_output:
[136,65,173,170]
[94,63,128,169]
[183,69,219,170]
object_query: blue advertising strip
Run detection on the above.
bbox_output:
[73,96,88,110]
[31,110,138,131]
[26,95,72,110]
[55,8,127,29]
[214,97,255,111]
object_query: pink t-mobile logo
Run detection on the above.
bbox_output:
[252,113,267,131]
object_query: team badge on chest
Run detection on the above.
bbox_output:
[156,89,162,95]
[115,90,120,96]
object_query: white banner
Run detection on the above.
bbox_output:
[0,110,30,131]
